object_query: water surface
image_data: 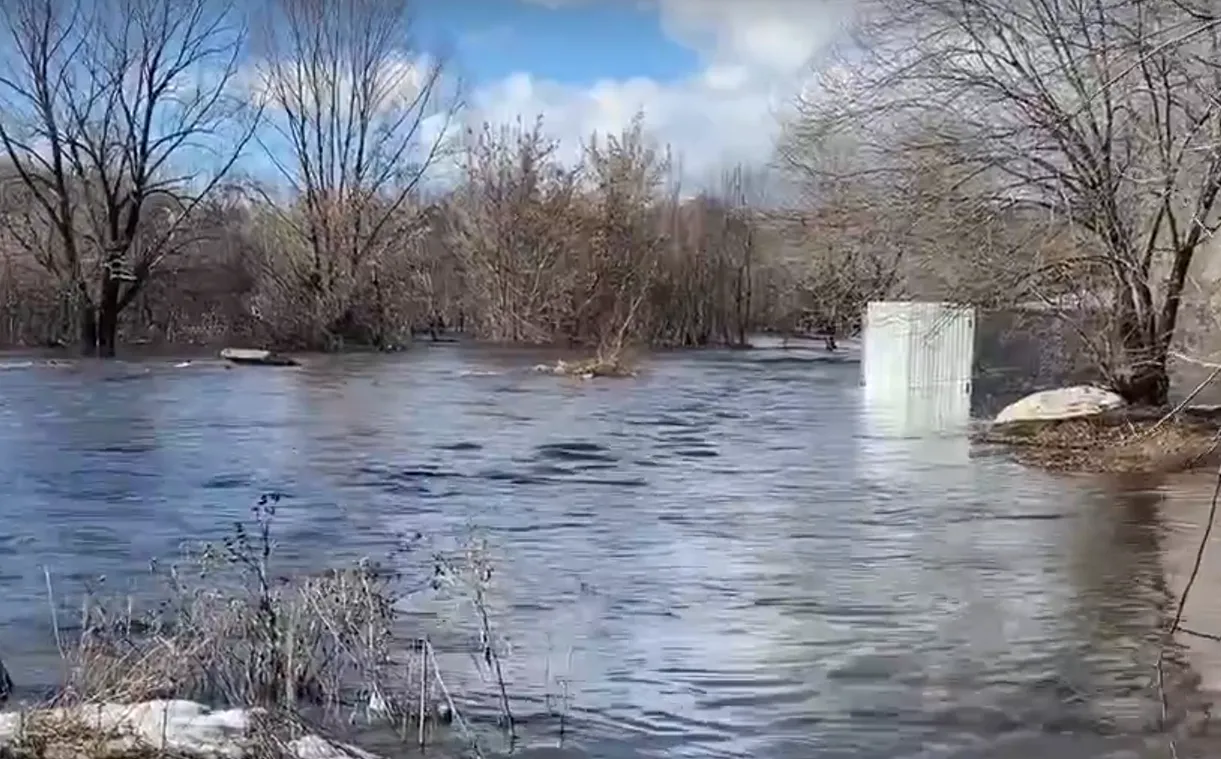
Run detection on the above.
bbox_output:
[0,344,1214,758]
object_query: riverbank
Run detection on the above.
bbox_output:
[0,502,513,759]
[0,700,374,759]
[976,407,1221,473]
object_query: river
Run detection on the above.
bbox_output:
[0,342,1218,758]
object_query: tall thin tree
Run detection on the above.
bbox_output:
[251,0,457,348]
[0,0,257,356]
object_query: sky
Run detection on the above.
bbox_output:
[408,0,855,186]
[0,0,857,195]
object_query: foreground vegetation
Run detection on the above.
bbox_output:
[0,496,529,759]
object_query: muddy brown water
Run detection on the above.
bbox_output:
[0,343,1219,758]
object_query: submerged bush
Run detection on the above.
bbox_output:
[18,494,519,758]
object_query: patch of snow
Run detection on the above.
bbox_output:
[219,348,271,361]
[0,700,376,759]
[289,734,379,759]
[993,385,1126,424]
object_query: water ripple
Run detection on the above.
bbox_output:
[0,347,1207,759]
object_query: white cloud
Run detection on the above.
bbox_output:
[235,52,460,187]
[463,0,856,185]
[232,1,856,190]
[244,53,441,118]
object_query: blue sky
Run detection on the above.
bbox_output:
[399,0,850,183]
[227,0,848,189]
[416,0,702,87]
[0,0,851,197]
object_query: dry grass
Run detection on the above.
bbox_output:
[535,344,642,379]
[4,494,524,759]
[553,355,638,379]
[0,708,183,759]
[0,703,345,759]
[977,413,1221,473]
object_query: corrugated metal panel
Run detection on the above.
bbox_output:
[862,301,975,436]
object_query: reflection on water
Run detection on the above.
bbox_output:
[861,384,973,440]
[0,345,1217,757]
[1160,474,1221,697]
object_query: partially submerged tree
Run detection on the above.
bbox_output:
[700,166,760,346]
[249,0,457,349]
[579,115,672,356]
[773,129,906,338]
[445,118,582,342]
[786,0,1221,405]
[445,114,675,354]
[0,0,256,356]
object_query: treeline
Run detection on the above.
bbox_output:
[0,0,976,359]
[0,119,807,352]
[0,0,848,356]
[776,0,1221,406]
[12,0,1193,393]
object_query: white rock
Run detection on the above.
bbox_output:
[0,700,377,759]
[0,711,19,739]
[994,385,1126,425]
[219,348,271,362]
[290,734,378,759]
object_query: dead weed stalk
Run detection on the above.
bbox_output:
[24,495,526,759]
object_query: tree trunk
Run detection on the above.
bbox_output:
[96,274,121,358]
[78,305,98,356]
[97,304,118,358]
[1112,340,1170,407]
[1113,360,1169,407]
[71,278,97,355]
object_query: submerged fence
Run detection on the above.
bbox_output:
[861,301,976,437]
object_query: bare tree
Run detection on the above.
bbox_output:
[445,118,582,342]
[786,0,1221,405]
[704,166,760,346]
[773,128,910,338]
[250,0,457,349]
[0,0,256,356]
[579,115,672,356]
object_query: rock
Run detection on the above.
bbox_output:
[219,348,299,367]
[0,700,375,759]
[530,362,571,375]
[0,655,11,704]
[994,385,1126,426]
[219,348,270,362]
[1185,404,1221,421]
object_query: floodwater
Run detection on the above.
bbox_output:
[0,342,1219,758]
